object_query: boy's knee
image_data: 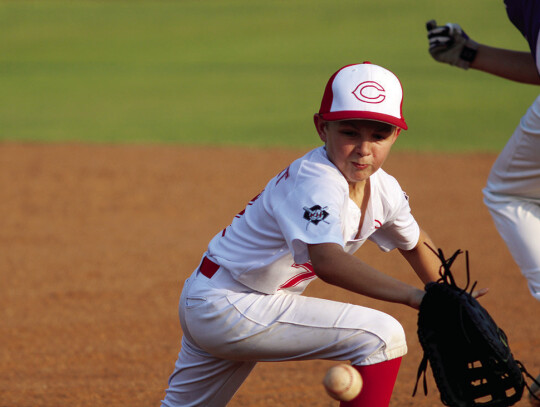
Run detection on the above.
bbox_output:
[350,315,407,365]
[381,316,407,359]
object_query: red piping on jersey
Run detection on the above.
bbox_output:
[278,263,317,290]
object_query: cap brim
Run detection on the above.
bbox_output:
[319,111,408,130]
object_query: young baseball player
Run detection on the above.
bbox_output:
[425,0,540,403]
[160,62,477,407]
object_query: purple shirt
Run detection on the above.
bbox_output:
[504,0,540,61]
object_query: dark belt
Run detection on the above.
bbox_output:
[199,256,219,279]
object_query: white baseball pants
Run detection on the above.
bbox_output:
[161,265,407,407]
[483,94,540,301]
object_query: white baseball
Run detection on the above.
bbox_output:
[323,364,363,402]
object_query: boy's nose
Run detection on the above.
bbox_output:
[356,140,371,156]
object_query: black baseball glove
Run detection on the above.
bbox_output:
[413,246,539,407]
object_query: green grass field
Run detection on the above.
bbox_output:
[1,0,538,151]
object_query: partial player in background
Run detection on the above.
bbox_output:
[159,62,484,407]
[425,0,540,404]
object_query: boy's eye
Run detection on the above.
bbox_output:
[373,132,393,141]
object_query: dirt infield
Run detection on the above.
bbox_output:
[1,144,538,407]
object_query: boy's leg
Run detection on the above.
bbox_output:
[530,373,540,407]
[161,336,256,407]
[342,358,402,407]
[183,267,407,366]
[177,267,407,406]
[186,286,407,366]
[483,95,540,301]
[483,199,540,300]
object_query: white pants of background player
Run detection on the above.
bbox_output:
[161,264,407,407]
[483,94,540,301]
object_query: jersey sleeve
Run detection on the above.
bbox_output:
[274,174,348,265]
[369,183,420,252]
[504,0,540,65]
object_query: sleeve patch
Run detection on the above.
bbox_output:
[302,205,330,229]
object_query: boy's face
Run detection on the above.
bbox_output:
[314,117,400,185]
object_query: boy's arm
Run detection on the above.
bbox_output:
[471,46,540,85]
[398,228,441,284]
[426,20,540,85]
[308,243,425,309]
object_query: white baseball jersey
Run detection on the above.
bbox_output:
[206,146,420,294]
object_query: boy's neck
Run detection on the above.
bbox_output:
[349,179,371,238]
[349,179,370,209]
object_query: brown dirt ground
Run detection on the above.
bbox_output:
[1,143,539,407]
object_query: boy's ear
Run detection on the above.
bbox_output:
[391,128,401,143]
[313,114,328,142]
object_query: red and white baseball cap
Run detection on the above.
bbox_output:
[317,62,407,130]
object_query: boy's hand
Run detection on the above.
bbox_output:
[471,287,489,299]
[426,19,479,69]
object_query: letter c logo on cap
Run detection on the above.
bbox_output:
[352,81,385,104]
